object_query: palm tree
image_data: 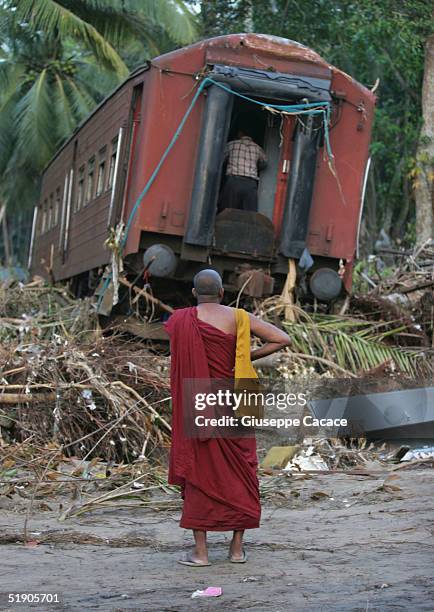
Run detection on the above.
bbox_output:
[0,24,99,207]
[8,0,197,76]
[0,1,197,262]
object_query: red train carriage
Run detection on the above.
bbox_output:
[29,34,375,306]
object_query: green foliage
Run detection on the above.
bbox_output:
[0,18,116,209]
[352,258,395,293]
[283,312,428,377]
[0,0,197,214]
[7,0,197,75]
[198,0,254,36]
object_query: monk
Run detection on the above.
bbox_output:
[164,269,290,566]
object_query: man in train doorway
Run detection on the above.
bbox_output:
[164,269,290,566]
[220,126,267,212]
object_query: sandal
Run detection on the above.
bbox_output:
[229,549,248,563]
[177,552,211,567]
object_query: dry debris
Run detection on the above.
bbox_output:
[283,438,388,472]
[0,279,171,464]
[353,240,434,347]
[0,441,180,528]
[1,264,432,523]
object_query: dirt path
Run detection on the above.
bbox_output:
[1,468,434,611]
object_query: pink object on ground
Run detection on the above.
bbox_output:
[191,587,222,598]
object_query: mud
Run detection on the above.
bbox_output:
[1,468,434,611]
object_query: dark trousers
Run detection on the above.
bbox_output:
[220,175,258,212]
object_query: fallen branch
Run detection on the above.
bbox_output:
[0,393,56,403]
[119,277,173,314]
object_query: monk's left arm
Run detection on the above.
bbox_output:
[248,314,291,361]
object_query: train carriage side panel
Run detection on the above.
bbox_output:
[62,85,133,279]
[306,70,375,290]
[30,69,150,281]
[31,143,74,279]
[122,45,209,258]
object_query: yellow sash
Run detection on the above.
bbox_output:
[234,308,264,418]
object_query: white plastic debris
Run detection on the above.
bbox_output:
[400,446,434,462]
[132,482,144,489]
[285,447,328,472]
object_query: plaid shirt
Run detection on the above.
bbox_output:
[224,136,266,180]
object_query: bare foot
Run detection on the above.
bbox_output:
[229,540,244,560]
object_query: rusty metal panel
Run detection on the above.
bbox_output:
[31,143,74,279]
[31,70,149,281]
[122,58,206,257]
[306,69,376,291]
[63,86,131,278]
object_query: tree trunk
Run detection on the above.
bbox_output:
[415,31,434,243]
[243,0,254,33]
[362,161,377,255]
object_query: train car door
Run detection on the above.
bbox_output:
[272,116,295,236]
[257,113,282,221]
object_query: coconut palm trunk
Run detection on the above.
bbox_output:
[415,27,434,243]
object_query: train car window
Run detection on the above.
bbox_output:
[96,147,106,196]
[36,204,41,236]
[107,137,118,190]
[48,193,54,230]
[86,157,95,204]
[54,188,61,226]
[34,205,39,236]
[41,200,47,234]
[76,165,85,211]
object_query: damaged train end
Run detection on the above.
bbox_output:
[29,33,376,312]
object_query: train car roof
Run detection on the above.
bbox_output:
[154,33,329,68]
[42,33,373,174]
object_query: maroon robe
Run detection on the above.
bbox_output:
[164,306,260,531]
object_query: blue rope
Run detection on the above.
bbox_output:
[207,78,329,112]
[97,76,333,308]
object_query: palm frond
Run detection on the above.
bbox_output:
[9,0,129,77]
[73,56,120,102]
[53,73,78,139]
[112,0,198,44]
[0,61,27,111]
[0,101,16,180]
[62,0,196,47]
[63,74,97,117]
[14,68,57,168]
[149,0,198,44]
[59,0,152,46]
[282,313,429,377]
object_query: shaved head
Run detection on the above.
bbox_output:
[193,269,223,299]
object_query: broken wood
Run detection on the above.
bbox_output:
[111,316,168,340]
[0,392,56,403]
[119,277,174,314]
[280,259,297,322]
[399,279,434,294]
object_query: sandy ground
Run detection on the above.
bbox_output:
[1,466,434,611]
